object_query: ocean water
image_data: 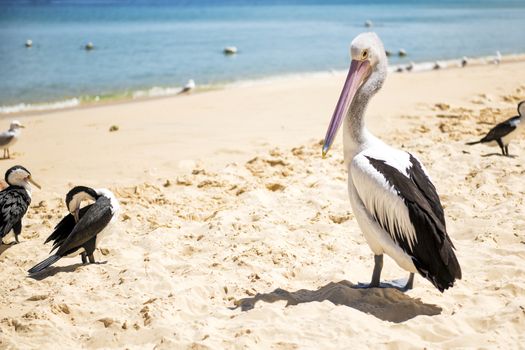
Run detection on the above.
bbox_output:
[1,0,525,111]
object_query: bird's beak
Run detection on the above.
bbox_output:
[27,176,41,189]
[20,125,26,128]
[322,59,371,158]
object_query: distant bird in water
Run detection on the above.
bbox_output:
[25,39,32,48]
[385,50,392,57]
[223,46,238,55]
[398,49,407,57]
[28,186,119,274]
[466,100,524,156]
[461,56,468,67]
[364,20,373,27]
[179,79,196,94]
[0,166,41,245]
[0,120,25,159]
[406,61,415,72]
[433,61,442,70]
[85,42,94,51]
[322,32,461,292]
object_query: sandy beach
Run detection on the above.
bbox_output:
[1,60,525,349]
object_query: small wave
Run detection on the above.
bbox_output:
[132,86,183,99]
[0,98,80,115]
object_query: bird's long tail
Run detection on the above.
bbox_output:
[28,255,61,274]
[465,140,481,145]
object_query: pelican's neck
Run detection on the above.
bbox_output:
[342,90,377,163]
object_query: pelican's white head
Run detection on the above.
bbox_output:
[322,32,388,157]
[5,165,41,193]
[9,120,25,131]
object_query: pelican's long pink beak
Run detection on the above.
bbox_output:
[322,59,371,157]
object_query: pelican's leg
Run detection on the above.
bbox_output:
[87,254,96,264]
[6,148,10,159]
[2,148,5,158]
[404,273,415,291]
[81,252,87,264]
[370,254,383,287]
[504,145,509,156]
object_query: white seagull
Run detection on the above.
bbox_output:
[322,32,461,292]
[0,120,25,159]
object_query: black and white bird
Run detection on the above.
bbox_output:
[466,101,524,156]
[0,120,25,159]
[322,32,461,292]
[0,165,40,245]
[28,186,119,274]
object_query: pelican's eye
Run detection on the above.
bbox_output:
[361,50,369,60]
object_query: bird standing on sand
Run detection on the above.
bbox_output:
[0,120,25,159]
[28,186,119,274]
[493,51,502,65]
[322,32,461,292]
[179,79,196,94]
[461,56,468,67]
[0,166,41,245]
[466,101,524,156]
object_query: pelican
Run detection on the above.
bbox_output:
[28,186,119,274]
[322,32,461,292]
[466,100,524,156]
[0,166,41,245]
[0,120,25,159]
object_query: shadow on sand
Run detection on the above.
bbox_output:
[233,280,442,323]
[0,243,15,256]
[481,152,516,158]
[28,261,107,280]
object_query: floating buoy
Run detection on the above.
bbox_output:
[364,20,373,28]
[223,46,238,55]
[85,42,94,50]
[398,49,407,57]
[25,39,32,48]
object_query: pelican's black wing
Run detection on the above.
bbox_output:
[351,152,461,292]
[0,187,30,238]
[45,204,93,252]
[56,197,113,256]
[481,116,520,142]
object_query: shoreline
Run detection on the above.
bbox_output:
[2,52,525,118]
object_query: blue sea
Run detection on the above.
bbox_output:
[1,0,525,112]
